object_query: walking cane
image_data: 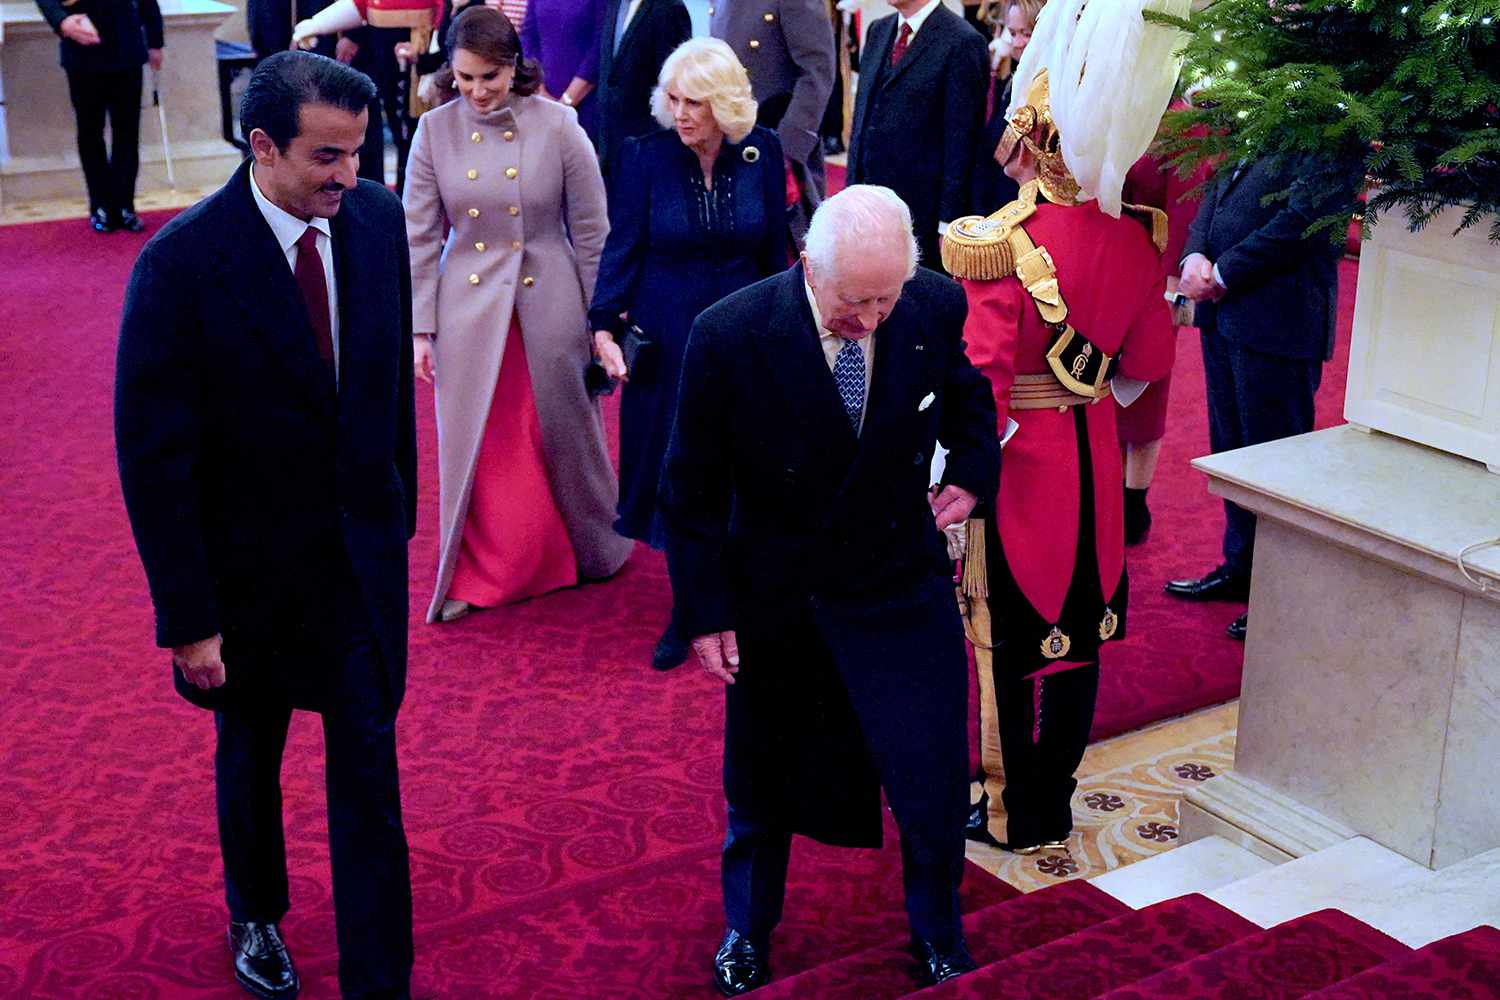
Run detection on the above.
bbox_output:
[152,68,177,190]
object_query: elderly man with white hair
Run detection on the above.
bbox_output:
[659,184,1000,995]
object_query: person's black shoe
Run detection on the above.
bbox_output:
[651,619,690,671]
[821,135,845,156]
[964,791,1001,846]
[1164,565,1250,602]
[912,936,978,986]
[115,209,146,233]
[1227,612,1248,641]
[228,921,299,999]
[712,929,769,996]
[1124,486,1152,545]
[90,208,115,233]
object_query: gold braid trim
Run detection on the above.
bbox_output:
[961,517,989,602]
[1122,202,1170,255]
[941,181,1040,280]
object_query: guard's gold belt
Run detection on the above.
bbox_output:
[1009,372,1112,410]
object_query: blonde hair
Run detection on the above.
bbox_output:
[651,37,758,144]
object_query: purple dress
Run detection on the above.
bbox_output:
[520,0,606,138]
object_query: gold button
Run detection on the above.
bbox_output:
[522,276,534,287]
[748,38,759,49]
[468,208,480,218]
[475,241,486,252]
[763,12,774,21]
[467,168,478,180]
[468,273,480,285]
[511,240,521,250]
[471,131,482,143]
[505,167,518,179]
[503,130,515,141]
[508,205,520,216]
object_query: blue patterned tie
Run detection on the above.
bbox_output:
[833,336,865,431]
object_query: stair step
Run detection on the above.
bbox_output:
[756,880,1128,1000]
[1095,908,1409,999]
[1208,837,1500,948]
[904,893,1259,998]
[1303,924,1500,998]
[1090,835,1274,909]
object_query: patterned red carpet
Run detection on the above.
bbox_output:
[0,209,1352,997]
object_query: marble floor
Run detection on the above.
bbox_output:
[966,701,1239,892]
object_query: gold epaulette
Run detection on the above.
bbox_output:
[940,181,1040,281]
[1122,202,1170,255]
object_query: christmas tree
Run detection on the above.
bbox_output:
[1150,0,1500,241]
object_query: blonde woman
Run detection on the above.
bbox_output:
[590,36,788,669]
[974,0,1046,211]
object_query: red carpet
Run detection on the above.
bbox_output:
[0,205,1353,997]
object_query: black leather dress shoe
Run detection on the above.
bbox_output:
[90,208,114,233]
[228,921,299,999]
[1164,565,1250,602]
[713,929,769,996]
[964,792,1001,846]
[1227,612,1248,641]
[115,209,146,233]
[913,936,978,986]
[651,619,690,671]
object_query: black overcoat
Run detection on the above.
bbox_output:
[35,0,163,73]
[594,0,692,178]
[116,159,418,709]
[660,263,999,846]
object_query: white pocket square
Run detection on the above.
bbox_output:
[918,392,936,412]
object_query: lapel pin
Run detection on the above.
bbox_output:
[918,392,935,412]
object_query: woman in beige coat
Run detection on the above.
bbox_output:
[405,5,631,623]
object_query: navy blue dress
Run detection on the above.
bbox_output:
[590,125,788,546]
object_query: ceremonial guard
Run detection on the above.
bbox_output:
[941,0,1187,853]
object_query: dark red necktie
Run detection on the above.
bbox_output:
[891,22,912,65]
[293,227,335,371]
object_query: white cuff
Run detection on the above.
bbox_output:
[1212,262,1227,290]
[293,0,363,46]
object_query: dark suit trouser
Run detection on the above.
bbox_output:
[722,611,968,948]
[65,67,143,215]
[1200,327,1322,576]
[214,590,413,998]
[995,664,1100,847]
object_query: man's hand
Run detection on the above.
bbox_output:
[593,331,628,381]
[60,13,102,45]
[692,630,740,685]
[929,484,977,531]
[147,48,164,72]
[173,634,226,690]
[1178,252,1224,302]
[394,40,415,66]
[335,35,359,63]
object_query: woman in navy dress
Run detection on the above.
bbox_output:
[591,36,789,669]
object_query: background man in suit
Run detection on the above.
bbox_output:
[250,0,337,57]
[711,0,835,240]
[660,185,1000,995]
[1166,155,1357,640]
[115,51,417,1000]
[596,0,693,179]
[35,0,163,233]
[848,0,988,271]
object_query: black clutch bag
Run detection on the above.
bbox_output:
[585,324,656,397]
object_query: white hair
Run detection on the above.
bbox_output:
[651,37,758,143]
[803,185,920,282]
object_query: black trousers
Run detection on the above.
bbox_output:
[995,663,1100,848]
[1200,328,1322,576]
[214,592,412,999]
[353,27,414,190]
[66,66,143,215]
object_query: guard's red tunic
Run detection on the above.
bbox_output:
[961,199,1175,667]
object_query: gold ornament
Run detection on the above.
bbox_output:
[1099,608,1119,641]
[1040,626,1071,660]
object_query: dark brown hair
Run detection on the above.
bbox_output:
[445,5,541,97]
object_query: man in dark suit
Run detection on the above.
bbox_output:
[660,184,1000,995]
[848,0,988,270]
[711,0,835,239]
[596,0,692,178]
[250,0,338,58]
[35,0,163,233]
[1166,155,1356,639]
[115,52,416,1000]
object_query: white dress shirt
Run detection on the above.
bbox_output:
[896,0,943,40]
[805,278,875,431]
[249,165,340,378]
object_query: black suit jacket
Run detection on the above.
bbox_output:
[247,0,336,59]
[595,0,691,177]
[660,263,998,640]
[36,0,163,73]
[847,7,988,265]
[116,159,417,707]
[1184,156,1357,361]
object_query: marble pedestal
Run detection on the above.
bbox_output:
[0,0,238,209]
[1181,426,1500,870]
